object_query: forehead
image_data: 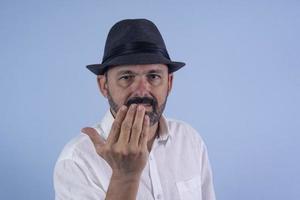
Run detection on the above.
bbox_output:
[107,64,168,75]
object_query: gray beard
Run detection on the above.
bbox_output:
[107,91,168,126]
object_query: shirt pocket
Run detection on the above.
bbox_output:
[176,175,202,200]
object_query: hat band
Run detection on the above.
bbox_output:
[102,41,170,63]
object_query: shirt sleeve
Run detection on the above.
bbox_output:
[54,159,106,200]
[200,143,216,200]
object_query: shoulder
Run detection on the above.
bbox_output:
[166,118,206,147]
[56,133,94,163]
[56,123,105,163]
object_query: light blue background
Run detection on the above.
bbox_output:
[1,0,299,199]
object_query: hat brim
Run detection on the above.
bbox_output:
[86,53,185,75]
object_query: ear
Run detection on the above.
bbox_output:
[97,75,108,98]
[167,73,174,95]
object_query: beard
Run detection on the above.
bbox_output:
[107,90,168,126]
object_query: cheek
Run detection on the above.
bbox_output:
[153,86,169,103]
[108,87,131,104]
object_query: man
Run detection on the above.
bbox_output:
[54,18,216,200]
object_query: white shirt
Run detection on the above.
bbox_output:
[54,111,216,200]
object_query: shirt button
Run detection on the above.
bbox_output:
[156,194,161,199]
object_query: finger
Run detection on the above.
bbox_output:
[140,115,150,149]
[130,105,145,145]
[118,104,137,144]
[107,105,128,144]
[81,127,105,149]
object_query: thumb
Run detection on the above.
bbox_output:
[81,127,105,148]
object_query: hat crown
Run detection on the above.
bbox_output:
[103,19,167,62]
[86,18,185,75]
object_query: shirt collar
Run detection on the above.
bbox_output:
[97,110,171,142]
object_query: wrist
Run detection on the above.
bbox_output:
[111,171,142,183]
[106,172,141,200]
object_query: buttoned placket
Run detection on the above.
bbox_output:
[148,138,165,200]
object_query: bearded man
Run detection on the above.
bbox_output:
[54,18,216,200]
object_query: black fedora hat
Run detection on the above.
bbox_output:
[86,18,185,75]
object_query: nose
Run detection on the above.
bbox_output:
[131,76,150,97]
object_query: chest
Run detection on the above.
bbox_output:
[136,142,203,200]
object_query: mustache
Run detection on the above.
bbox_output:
[125,96,157,107]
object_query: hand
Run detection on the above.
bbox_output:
[81,104,150,178]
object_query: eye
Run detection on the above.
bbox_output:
[119,75,133,81]
[148,74,161,80]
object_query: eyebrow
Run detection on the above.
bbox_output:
[147,69,164,74]
[116,70,135,76]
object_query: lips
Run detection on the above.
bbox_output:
[140,103,151,106]
[141,104,153,110]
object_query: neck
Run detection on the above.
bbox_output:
[147,122,159,152]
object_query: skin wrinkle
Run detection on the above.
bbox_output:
[102,64,171,126]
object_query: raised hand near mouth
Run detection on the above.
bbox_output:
[81,104,150,200]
